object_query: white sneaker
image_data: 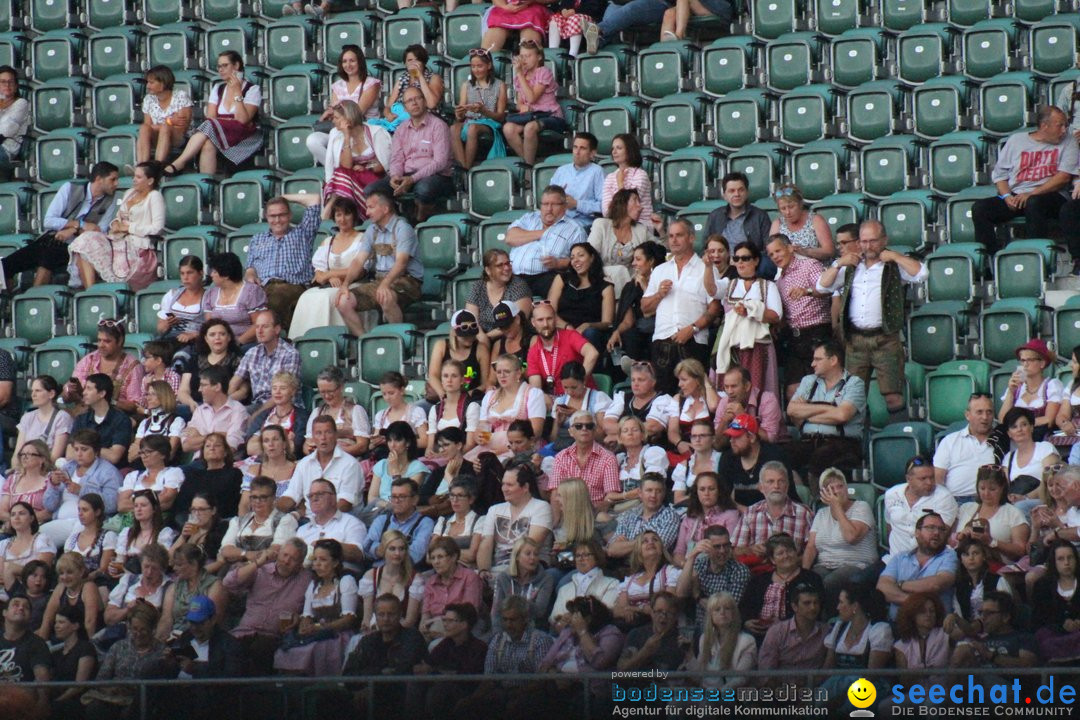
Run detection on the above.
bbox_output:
[584,22,600,55]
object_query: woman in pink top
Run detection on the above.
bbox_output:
[483,0,555,51]
[602,134,655,225]
[306,45,383,171]
[502,42,568,165]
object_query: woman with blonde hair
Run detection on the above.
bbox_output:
[606,416,668,518]
[767,183,834,263]
[551,478,598,563]
[38,551,102,639]
[692,592,756,688]
[667,358,720,459]
[129,380,185,463]
[0,439,54,524]
[469,353,547,459]
[491,535,556,632]
[357,529,422,631]
[320,100,391,220]
[246,371,307,459]
[613,530,679,629]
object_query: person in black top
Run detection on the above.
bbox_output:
[413,603,487,717]
[717,421,795,506]
[607,240,667,367]
[0,593,52,714]
[50,604,97,718]
[342,594,427,718]
[162,595,242,720]
[489,301,533,371]
[548,241,616,352]
[68,374,133,468]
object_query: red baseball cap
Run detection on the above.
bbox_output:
[723,414,760,438]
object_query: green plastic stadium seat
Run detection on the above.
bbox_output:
[219,170,279,230]
[945,0,990,27]
[0,0,14,32]
[994,239,1055,300]
[961,19,1020,81]
[765,32,824,92]
[880,0,924,31]
[264,17,317,71]
[95,125,141,177]
[925,242,986,304]
[224,224,264,265]
[830,28,886,89]
[791,140,852,201]
[0,31,26,68]
[1012,0,1056,23]
[945,185,994,244]
[979,298,1042,365]
[859,135,921,199]
[636,41,695,101]
[646,93,710,155]
[659,147,723,211]
[91,75,144,131]
[750,0,800,40]
[382,8,438,64]
[845,80,904,144]
[161,175,215,231]
[161,232,208,280]
[87,27,141,82]
[990,361,1021,415]
[1055,295,1080,359]
[811,193,868,233]
[72,284,131,337]
[204,18,259,64]
[897,24,955,85]
[272,115,320,173]
[146,23,202,71]
[467,158,528,219]
[32,78,88,134]
[281,170,324,222]
[680,200,726,252]
[712,88,772,152]
[924,359,990,428]
[28,0,74,32]
[728,143,788,201]
[35,128,91,185]
[908,301,970,367]
[12,285,69,344]
[573,51,626,105]
[321,11,380,64]
[701,35,757,97]
[450,266,482,310]
[978,72,1037,137]
[1030,17,1080,77]
[200,0,253,22]
[416,213,470,277]
[441,5,490,61]
[355,324,416,385]
[141,0,194,26]
[0,182,31,235]
[531,154,573,208]
[779,83,837,146]
[32,336,92,384]
[476,210,526,259]
[295,326,351,385]
[814,0,861,35]
[870,422,935,486]
[31,29,85,83]
[876,189,937,252]
[269,64,324,123]
[928,131,987,196]
[911,75,970,140]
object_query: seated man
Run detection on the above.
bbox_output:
[933,393,999,505]
[245,194,319,331]
[342,593,428,716]
[674,524,751,627]
[549,132,605,229]
[336,190,424,337]
[229,309,301,410]
[949,591,1037,672]
[716,414,794,506]
[883,454,958,560]
[183,365,249,455]
[0,592,51,713]
[506,185,587,297]
[732,461,813,566]
[757,583,827,686]
[550,411,620,510]
[362,478,434,567]
[713,365,783,446]
[607,473,680,559]
[278,416,362,514]
[877,511,957,620]
[294,478,366,572]
[72,319,145,416]
[1,161,118,287]
[971,105,1078,256]
[616,591,686,673]
[69,374,133,467]
[526,302,599,398]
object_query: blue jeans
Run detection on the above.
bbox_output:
[598,0,670,41]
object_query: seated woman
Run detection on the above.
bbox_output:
[549,538,620,631]
[491,536,555,633]
[165,51,262,176]
[548,242,615,351]
[465,249,533,344]
[738,533,822,640]
[38,551,102,640]
[289,198,367,340]
[451,49,508,170]
[483,0,552,51]
[238,426,297,516]
[369,371,429,454]
[549,479,602,577]
[364,422,430,519]
[1,440,53,524]
[429,477,483,566]
[300,368,368,459]
[13,375,72,470]
[502,41,567,165]
[892,592,949,671]
[1032,541,1080,662]
[537,595,623,688]
[671,420,722,505]
[667,360,721,463]
[178,318,244,411]
[371,45,444,133]
[419,536,483,642]
[177,433,243,523]
[202,253,267,348]
[318,103,390,221]
[421,428,476,513]
[118,436,182,513]
[357,531,421,632]
[0,64,29,173]
[155,542,226,640]
[943,537,1015,643]
[1026,468,1080,593]
[820,584,893,714]
[599,359,670,444]
[425,365,481,460]
[49,605,98,718]
[219,475,299,569]
[69,160,163,291]
[1000,339,1062,441]
[548,362,612,453]
[104,543,172,627]
[0,501,56,593]
[951,463,1031,565]
[802,467,878,607]
[673,472,740,568]
[588,189,658,297]
[245,372,308,459]
[109,490,177,580]
[603,134,654,226]
[155,255,205,353]
[43,431,123,549]
[768,184,834,264]
[129,381,186,465]
[612,530,680,630]
[62,494,117,585]
[170,494,228,571]
[690,592,757,689]
[607,416,669,520]
[137,65,193,164]
[86,603,170,717]
[274,539,358,675]
[427,311,490,404]
[306,45,383,168]
[470,354,547,460]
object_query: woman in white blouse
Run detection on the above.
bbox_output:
[951,463,1032,563]
[137,65,193,163]
[0,501,56,593]
[426,360,480,454]
[467,354,546,460]
[588,188,660,297]
[1000,339,1063,441]
[307,45,382,166]
[288,197,368,339]
[1001,407,1060,482]
[69,160,164,291]
[607,416,668,516]
[118,436,183,513]
[13,375,72,469]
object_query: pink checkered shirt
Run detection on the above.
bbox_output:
[775,255,830,329]
[733,498,813,550]
[551,442,621,507]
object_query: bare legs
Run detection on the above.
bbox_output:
[502,119,541,165]
[168,131,218,175]
[451,122,492,170]
[138,124,185,164]
[73,254,98,290]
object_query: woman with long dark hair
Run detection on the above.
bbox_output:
[451,48,508,169]
[548,241,615,350]
[606,241,668,366]
[178,317,243,410]
[1033,542,1080,661]
[943,536,1014,642]
[201,253,267,347]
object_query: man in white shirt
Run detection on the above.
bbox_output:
[294,478,366,571]
[641,219,721,394]
[277,416,362,514]
[933,393,999,504]
[883,453,958,561]
[816,220,927,421]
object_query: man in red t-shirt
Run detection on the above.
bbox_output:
[526,302,599,397]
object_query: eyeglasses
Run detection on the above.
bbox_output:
[250,494,274,502]
[574,552,594,559]
[390,493,415,501]
[732,255,755,262]
[978,464,1005,472]
[307,491,334,501]
[17,452,42,459]
[448,492,470,500]
[919,525,949,533]
[572,423,595,431]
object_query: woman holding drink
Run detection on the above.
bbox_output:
[468,354,546,460]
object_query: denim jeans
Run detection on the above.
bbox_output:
[598,0,670,40]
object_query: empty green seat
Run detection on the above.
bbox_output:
[646,93,709,154]
[750,0,799,40]
[321,11,380,64]
[928,130,987,196]
[35,128,91,185]
[897,24,955,85]
[87,27,141,81]
[811,193,868,233]
[584,97,645,155]
[0,182,31,235]
[728,143,788,201]
[979,72,1038,137]
[659,147,723,210]
[1054,295,1080,359]
[91,75,144,130]
[911,75,970,139]
[701,35,757,97]
[467,158,528,219]
[945,0,989,27]
[961,19,1020,81]
[979,298,1042,365]
[791,140,852,201]
[831,28,886,89]
[881,0,924,31]
[765,32,824,92]
[859,135,921,199]
[269,64,324,123]
[908,301,970,367]
[845,80,905,143]
[870,422,935,487]
[29,0,74,32]
[925,242,985,304]
[635,41,695,101]
[1030,17,1080,77]
[204,18,259,64]
[219,170,279,230]
[12,285,69,344]
[712,88,772,152]
[573,51,627,105]
[877,189,937,252]
[72,284,132,337]
[814,0,861,35]
[32,78,88,134]
[295,326,351,385]
[264,17,318,71]
[779,83,837,146]
[476,210,526,258]
[441,5,489,61]
[141,0,193,26]
[994,239,1055,300]
[146,23,202,71]
[925,359,990,427]
[31,28,85,82]
[381,8,438,63]
[161,176,216,231]
[95,125,141,176]
[355,324,416,385]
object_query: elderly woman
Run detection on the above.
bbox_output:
[104,543,172,626]
[0,64,28,172]
[1000,339,1063,440]
[118,436,182,513]
[165,51,261,176]
[0,501,56,592]
[224,470,299,560]
[427,311,490,401]
[156,542,227,640]
[137,65,193,163]
[451,48,509,170]
[466,249,534,343]
[589,188,658,296]
[244,371,308,458]
[13,375,72,469]
[301,367,368,458]
[289,199,367,340]
[0,440,53,524]
[768,184,834,263]
[69,160,164,291]
[549,538,619,629]
[178,433,243,522]
[372,44,444,132]
[802,467,879,607]
[85,602,171,717]
[739,533,822,640]
[202,253,267,347]
[320,101,391,216]
[178,318,243,410]
[306,45,382,166]
[951,463,1032,564]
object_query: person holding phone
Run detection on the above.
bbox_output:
[950,464,1031,565]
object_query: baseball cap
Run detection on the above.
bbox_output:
[723,413,760,438]
[185,594,216,623]
[450,310,479,336]
[491,301,520,330]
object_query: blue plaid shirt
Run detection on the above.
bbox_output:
[507,212,586,276]
[246,204,319,285]
[613,504,681,552]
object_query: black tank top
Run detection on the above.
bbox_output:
[558,280,611,327]
[444,340,483,396]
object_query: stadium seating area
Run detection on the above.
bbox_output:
[1,0,1080,497]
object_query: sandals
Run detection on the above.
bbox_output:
[163,164,179,177]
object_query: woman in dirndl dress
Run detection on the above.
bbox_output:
[320,101,390,221]
[164,51,262,176]
[483,0,555,51]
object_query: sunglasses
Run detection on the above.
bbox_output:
[732,255,755,262]
[906,456,931,472]
[969,392,993,400]
[99,318,126,330]
[979,463,1005,472]
[454,322,479,332]
[468,48,491,58]
[572,423,596,431]
[773,187,797,199]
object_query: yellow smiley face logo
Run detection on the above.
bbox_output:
[847,678,876,709]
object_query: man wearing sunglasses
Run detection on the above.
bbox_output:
[550,410,619,511]
[816,220,927,421]
[883,454,958,561]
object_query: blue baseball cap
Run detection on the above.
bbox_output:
[185,594,216,623]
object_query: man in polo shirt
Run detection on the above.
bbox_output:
[278,416,362,514]
[548,132,605,229]
[294,478,366,570]
[733,462,813,565]
[526,302,599,398]
[766,233,832,402]
[883,453,958,560]
[712,365,783,446]
[550,411,620,510]
[69,373,132,466]
[336,190,425,337]
[506,184,587,297]
[877,510,958,620]
[229,309,301,411]
[757,583,827,685]
[607,473,681,558]
[366,86,453,223]
[933,393,998,505]
[245,194,320,331]
[641,218,721,395]
[362,478,434,566]
[183,365,249,455]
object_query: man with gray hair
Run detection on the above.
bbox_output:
[732,460,813,569]
[550,409,620,511]
[505,184,586,297]
[971,105,1079,259]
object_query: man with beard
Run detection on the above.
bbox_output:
[713,366,783,446]
[877,510,958,620]
[933,393,999,505]
[526,302,599,398]
[715,413,794,507]
[732,462,813,568]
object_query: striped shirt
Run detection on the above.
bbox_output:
[507,212,585,276]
